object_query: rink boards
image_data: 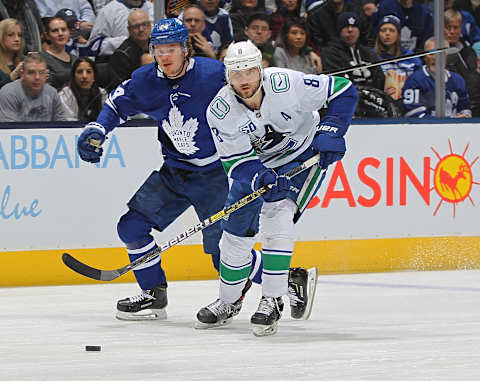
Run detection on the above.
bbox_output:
[1,120,480,286]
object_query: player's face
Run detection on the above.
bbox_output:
[378,23,398,46]
[445,19,462,45]
[230,67,261,98]
[287,26,307,50]
[154,43,186,77]
[75,61,95,90]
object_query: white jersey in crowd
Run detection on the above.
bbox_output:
[207,67,352,173]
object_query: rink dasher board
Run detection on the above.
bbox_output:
[1,122,480,286]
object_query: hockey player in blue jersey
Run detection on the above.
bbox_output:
[76,18,316,322]
[402,37,471,118]
[196,41,358,336]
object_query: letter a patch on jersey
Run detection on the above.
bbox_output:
[210,96,230,119]
[271,73,289,93]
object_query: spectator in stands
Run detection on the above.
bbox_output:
[371,0,434,52]
[35,0,96,28]
[244,12,276,66]
[183,5,217,58]
[41,16,74,90]
[107,9,151,91]
[0,18,25,89]
[0,53,71,121]
[87,0,153,57]
[474,41,480,69]
[443,0,480,46]
[230,0,267,42]
[402,38,471,118]
[0,0,43,52]
[323,12,384,90]
[270,0,302,40]
[55,8,94,58]
[59,57,106,121]
[455,0,480,27]
[92,0,113,14]
[307,0,371,51]
[273,17,320,73]
[444,8,480,117]
[374,14,421,100]
[356,0,377,47]
[197,0,233,56]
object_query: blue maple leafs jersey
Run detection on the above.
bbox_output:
[96,57,226,171]
[402,65,471,118]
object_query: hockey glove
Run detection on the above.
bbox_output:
[78,122,106,163]
[254,169,291,202]
[313,116,348,169]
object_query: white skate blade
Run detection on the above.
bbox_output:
[194,317,233,329]
[303,267,318,320]
[116,308,167,321]
[251,321,278,337]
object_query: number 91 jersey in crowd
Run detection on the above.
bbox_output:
[96,57,226,171]
[207,67,354,180]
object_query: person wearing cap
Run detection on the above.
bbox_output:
[371,0,433,53]
[374,14,421,100]
[306,0,370,51]
[322,12,384,91]
[444,8,480,117]
[35,0,95,27]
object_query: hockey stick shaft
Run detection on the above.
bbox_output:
[62,153,321,281]
[322,46,458,76]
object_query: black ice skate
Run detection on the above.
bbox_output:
[195,279,252,329]
[116,284,168,321]
[250,296,284,337]
[288,267,318,320]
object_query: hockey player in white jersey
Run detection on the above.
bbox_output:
[76,19,316,322]
[196,40,358,336]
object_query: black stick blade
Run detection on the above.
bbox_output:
[62,253,103,281]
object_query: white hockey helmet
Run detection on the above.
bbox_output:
[224,40,264,92]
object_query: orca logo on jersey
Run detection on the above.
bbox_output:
[210,96,230,119]
[271,73,290,93]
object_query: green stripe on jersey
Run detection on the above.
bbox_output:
[220,263,251,282]
[221,149,257,176]
[332,76,351,94]
[263,253,292,272]
[298,166,323,210]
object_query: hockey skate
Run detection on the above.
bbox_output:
[288,267,318,320]
[250,296,284,336]
[195,279,252,329]
[116,284,168,321]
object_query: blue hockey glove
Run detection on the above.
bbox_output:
[313,116,348,169]
[78,122,106,163]
[254,169,291,202]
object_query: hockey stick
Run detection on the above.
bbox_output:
[323,46,459,76]
[62,153,321,281]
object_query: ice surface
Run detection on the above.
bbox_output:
[2,270,480,380]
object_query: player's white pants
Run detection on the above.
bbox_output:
[219,231,255,303]
[260,198,296,298]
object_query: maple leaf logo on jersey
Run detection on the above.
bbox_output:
[162,105,199,155]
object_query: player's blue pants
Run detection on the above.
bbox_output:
[117,164,228,290]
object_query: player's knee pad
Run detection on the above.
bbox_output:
[259,198,296,249]
[117,209,153,246]
[219,231,255,266]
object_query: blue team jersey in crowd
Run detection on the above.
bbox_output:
[402,65,471,118]
[204,9,233,55]
[96,57,226,171]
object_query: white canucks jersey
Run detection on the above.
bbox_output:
[206,67,353,183]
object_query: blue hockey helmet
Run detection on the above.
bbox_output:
[149,18,189,55]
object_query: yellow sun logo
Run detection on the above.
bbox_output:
[431,140,480,217]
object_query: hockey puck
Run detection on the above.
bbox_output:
[85,345,101,352]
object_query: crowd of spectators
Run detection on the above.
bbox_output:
[1,0,480,122]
